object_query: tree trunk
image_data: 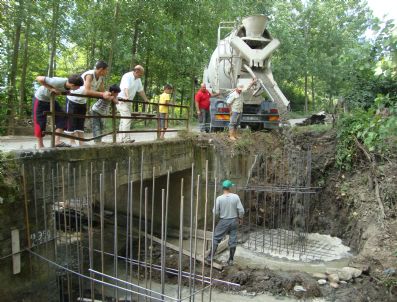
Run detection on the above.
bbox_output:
[19,17,30,117]
[191,75,196,117]
[180,88,185,118]
[129,20,140,70]
[89,28,97,69]
[140,53,150,113]
[304,71,308,113]
[48,0,60,77]
[7,0,24,135]
[311,75,315,112]
[106,0,120,76]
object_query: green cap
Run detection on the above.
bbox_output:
[222,180,235,189]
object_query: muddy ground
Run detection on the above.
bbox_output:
[176,127,397,301]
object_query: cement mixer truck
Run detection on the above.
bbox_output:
[203,15,290,131]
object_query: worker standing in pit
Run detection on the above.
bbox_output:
[206,180,245,266]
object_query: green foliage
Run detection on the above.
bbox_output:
[0,152,20,203]
[336,95,397,170]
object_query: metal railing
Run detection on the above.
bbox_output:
[44,93,190,147]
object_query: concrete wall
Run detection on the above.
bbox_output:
[0,139,195,300]
[0,138,253,300]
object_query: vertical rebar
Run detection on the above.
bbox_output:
[189,163,194,301]
[42,165,50,301]
[286,192,291,255]
[192,174,200,302]
[22,165,32,261]
[149,167,155,295]
[51,168,56,260]
[201,160,209,302]
[262,192,266,253]
[177,178,184,301]
[85,168,94,302]
[160,189,166,299]
[125,157,131,282]
[78,164,85,299]
[278,192,282,254]
[73,167,83,300]
[138,151,144,287]
[61,166,72,301]
[209,177,217,302]
[163,170,171,294]
[129,181,134,291]
[42,166,48,249]
[144,187,149,301]
[271,190,275,253]
[291,193,296,258]
[100,173,105,301]
[33,166,38,231]
[114,165,119,301]
[248,191,252,249]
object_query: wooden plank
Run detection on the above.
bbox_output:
[183,227,213,240]
[146,234,223,270]
[11,228,21,274]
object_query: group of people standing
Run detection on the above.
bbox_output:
[32,61,175,148]
[33,59,256,148]
[194,79,256,140]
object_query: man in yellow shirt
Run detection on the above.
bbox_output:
[159,84,173,139]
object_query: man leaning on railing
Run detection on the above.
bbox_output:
[91,84,121,144]
[33,74,83,148]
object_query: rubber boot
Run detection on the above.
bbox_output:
[227,247,236,266]
[229,129,237,141]
[205,243,218,263]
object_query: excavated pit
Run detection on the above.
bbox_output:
[1,130,396,302]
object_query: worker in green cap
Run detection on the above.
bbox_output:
[206,179,245,265]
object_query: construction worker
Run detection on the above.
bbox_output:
[226,79,256,140]
[206,180,244,266]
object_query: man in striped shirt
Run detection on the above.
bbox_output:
[91,84,121,144]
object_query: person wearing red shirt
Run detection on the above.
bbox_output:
[194,83,219,132]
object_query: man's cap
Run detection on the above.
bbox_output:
[222,179,235,189]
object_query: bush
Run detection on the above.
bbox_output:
[336,95,396,170]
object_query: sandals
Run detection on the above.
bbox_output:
[55,142,72,148]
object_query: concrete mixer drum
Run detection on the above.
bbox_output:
[203,15,289,131]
